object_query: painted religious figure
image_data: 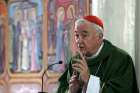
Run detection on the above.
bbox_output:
[9,0,43,73]
[47,0,88,73]
[46,0,89,92]
[0,15,5,74]
[0,1,7,74]
[0,15,4,74]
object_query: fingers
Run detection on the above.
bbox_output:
[69,75,79,87]
[73,58,86,67]
[76,50,86,63]
[72,63,84,73]
[69,75,77,84]
[78,51,86,62]
[69,75,80,93]
[72,59,87,71]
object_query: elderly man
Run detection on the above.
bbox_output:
[56,15,139,93]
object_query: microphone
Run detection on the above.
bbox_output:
[47,61,63,69]
[72,50,86,77]
[38,61,63,93]
[72,52,81,76]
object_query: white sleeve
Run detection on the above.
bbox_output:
[86,75,100,93]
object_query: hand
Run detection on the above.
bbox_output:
[72,58,90,84]
[69,75,80,93]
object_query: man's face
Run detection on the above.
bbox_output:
[74,23,102,57]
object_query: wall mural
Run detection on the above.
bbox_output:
[0,0,90,92]
[47,0,71,73]
[0,1,6,75]
[46,0,89,92]
[47,0,88,73]
[9,0,43,73]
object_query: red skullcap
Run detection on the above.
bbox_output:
[83,15,104,29]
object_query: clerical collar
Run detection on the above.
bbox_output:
[86,42,104,59]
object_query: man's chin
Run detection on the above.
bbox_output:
[85,52,92,57]
[79,49,86,55]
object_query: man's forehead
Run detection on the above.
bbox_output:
[74,24,93,33]
[75,23,88,31]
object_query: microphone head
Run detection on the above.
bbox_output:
[59,61,63,64]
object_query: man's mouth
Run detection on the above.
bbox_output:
[78,46,86,51]
[78,45,84,49]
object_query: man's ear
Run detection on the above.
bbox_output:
[99,33,103,39]
[97,33,103,44]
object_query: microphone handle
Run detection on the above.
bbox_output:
[39,61,62,93]
[72,53,80,77]
[72,51,86,77]
[48,62,59,69]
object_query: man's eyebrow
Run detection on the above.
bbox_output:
[81,30,89,34]
[74,30,89,34]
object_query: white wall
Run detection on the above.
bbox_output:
[92,0,140,90]
[135,0,140,90]
[92,0,135,60]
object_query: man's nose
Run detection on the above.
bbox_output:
[76,36,83,44]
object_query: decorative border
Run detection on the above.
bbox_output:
[9,78,41,93]
[0,80,6,93]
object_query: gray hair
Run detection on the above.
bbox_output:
[75,18,103,35]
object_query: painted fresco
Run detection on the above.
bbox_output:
[9,0,43,73]
[47,0,87,72]
[0,1,7,74]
